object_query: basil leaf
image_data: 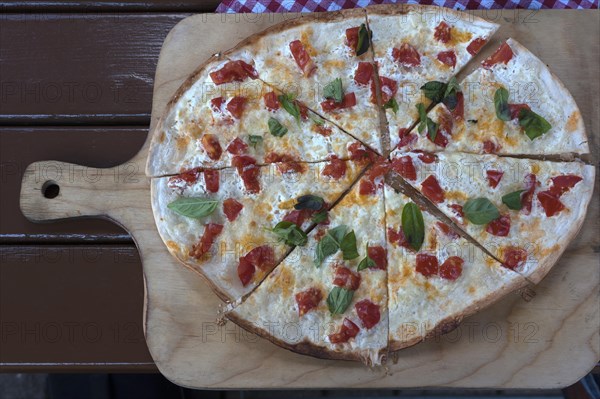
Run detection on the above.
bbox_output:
[427,118,439,142]
[416,103,428,134]
[518,108,552,140]
[420,81,447,103]
[271,221,307,246]
[167,198,219,219]
[248,135,263,148]
[355,23,372,56]
[278,93,301,125]
[268,117,288,137]
[384,98,399,114]
[463,198,500,225]
[295,195,325,211]
[315,234,339,267]
[327,287,354,314]
[401,202,425,251]
[444,76,460,98]
[442,77,460,111]
[357,244,376,271]
[323,78,344,104]
[494,87,510,121]
[328,225,348,245]
[310,114,325,126]
[340,231,359,260]
[502,190,526,211]
[312,210,328,224]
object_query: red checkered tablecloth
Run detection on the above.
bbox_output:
[216,0,597,12]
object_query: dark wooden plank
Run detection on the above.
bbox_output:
[0,245,156,372]
[0,13,189,124]
[0,0,220,12]
[0,126,147,243]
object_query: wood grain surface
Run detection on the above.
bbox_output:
[19,9,599,388]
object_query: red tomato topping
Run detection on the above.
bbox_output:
[482,42,514,69]
[289,40,317,77]
[237,257,254,287]
[367,246,387,270]
[359,179,376,195]
[391,155,417,181]
[329,318,360,344]
[322,156,347,179]
[237,245,275,286]
[355,299,381,329]
[265,152,306,174]
[282,209,311,227]
[537,191,565,217]
[449,204,464,218]
[348,142,376,165]
[168,167,201,189]
[333,266,361,291]
[345,27,359,50]
[398,129,417,149]
[436,222,459,239]
[210,97,225,113]
[486,170,504,189]
[360,158,390,195]
[232,155,260,193]
[421,175,445,203]
[354,62,374,85]
[416,253,439,277]
[201,134,223,161]
[314,125,332,136]
[437,50,457,68]
[226,137,248,155]
[522,173,538,215]
[226,96,247,119]
[223,198,243,222]
[434,21,452,43]
[263,91,280,111]
[209,60,258,85]
[467,37,487,56]
[503,247,528,270]
[204,170,220,193]
[392,43,421,67]
[295,287,323,317]
[451,91,464,120]
[321,92,357,112]
[549,175,583,197]
[429,107,452,148]
[483,139,500,154]
[439,256,464,280]
[387,227,411,249]
[371,76,398,104]
[297,100,309,120]
[508,103,531,120]
[486,214,511,237]
[416,151,436,164]
[189,223,224,260]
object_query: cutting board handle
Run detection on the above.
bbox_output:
[20,161,147,222]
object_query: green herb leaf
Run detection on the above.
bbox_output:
[442,77,460,111]
[494,87,511,121]
[271,221,308,246]
[384,98,399,114]
[420,81,447,103]
[427,118,439,142]
[328,225,348,245]
[311,210,328,224]
[518,108,552,140]
[295,195,325,211]
[417,103,428,134]
[310,114,325,126]
[340,231,359,260]
[357,244,376,271]
[323,78,344,104]
[463,198,500,225]
[401,202,425,251]
[167,198,219,219]
[355,23,372,56]
[314,225,348,267]
[248,135,263,149]
[278,93,301,125]
[327,287,354,314]
[502,190,526,211]
[268,117,288,137]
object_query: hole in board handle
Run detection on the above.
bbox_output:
[42,181,60,199]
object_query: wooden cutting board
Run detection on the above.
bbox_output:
[19,9,599,389]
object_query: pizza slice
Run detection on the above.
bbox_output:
[146,57,365,177]
[223,9,385,153]
[396,39,589,155]
[383,185,527,350]
[151,158,365,302]
[389,151,595,283]
[366,5,499,151]
[226,170,389,364]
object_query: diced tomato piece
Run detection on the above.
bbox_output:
[437,50,457,68]
[486,170,504,189]
[429,107,452,148]
[482,42,514,69]
[549,175,583,197]
[297,100,309,120]
[322,156,347,179]
[329,318,360,344]
[522,173,538,215]
[282,209,311,227]
[483,139,500,154]
[333,266,361,291]
[263,91,280,111]
[321,92,357,112]
[226,137,248,155]
[295,287,323,316]
[439,256,463,280]
[392,43,421,67]
[223,198,243,222]
[415,151,436,164]
[289,40,317,77]
[345,27,359,51]
[371,76,398,104]
[348,142,376,165]
[204,170,220,193]
[226,96,247,119]
[367,246,387,270]
[391,155,417,181]
[355,299,381,329]
[243,245,275,272]
[508,103,531,120]
[387,227,412,249]
[451,91,464,120]
[502,247,528,270]
[189,223,224,260]
[265,152,306,174]
[237,257,254,287]
[397,129,417,149]
[201,134,223,161]
[354,62,373,85]
[232,155,260,193]
[486,214,511,237]
[313,124,332,136]
[434,21,451,43]
[210,60,258,85]
[367,158,391,180]
[210,97,225,113]
[168,167,201,190]
[436,222,459,239]
[359,179,376,196]
[537,191,565,217]
[416,253,439,277]
[467,37,487,56]
[421,175,445,203]
[449,204,464,218]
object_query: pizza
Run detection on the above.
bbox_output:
[147,5,595,365]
